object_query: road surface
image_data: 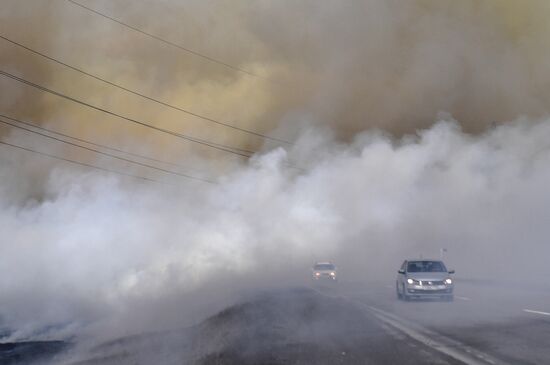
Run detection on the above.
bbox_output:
[334,278,550,365]
[2,279,550,364]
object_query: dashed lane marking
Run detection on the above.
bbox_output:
[456,296,471,301]
[523,309,550,316]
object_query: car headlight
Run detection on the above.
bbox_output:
[315,272,320,276]
[445,278,452,284]
[330,272,336,276]
[407,278,414,284]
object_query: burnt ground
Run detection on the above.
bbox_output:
[0,341,70,365]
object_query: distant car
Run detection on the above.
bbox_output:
[312,262,338,281]
[396,260,454,301]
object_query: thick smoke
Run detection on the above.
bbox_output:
[2,116,550,343]
[1,0,550,351]
[2,0,550,147]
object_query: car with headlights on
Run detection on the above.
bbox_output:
[312,262,338,282]
[396,260,454,301]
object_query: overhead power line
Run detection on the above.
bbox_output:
[0,115,216,184]
[0,69,254,158]
[0,34,290,145]
[0,137,162,184]
[0,113,203,173]
[67,0,262,79]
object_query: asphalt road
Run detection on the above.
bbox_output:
[2,279,550,364]
[60,287,467,365]
[334,278,550,365]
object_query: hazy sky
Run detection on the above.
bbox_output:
[2,0,550,153]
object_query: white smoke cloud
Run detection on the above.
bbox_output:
[1,116,550,343]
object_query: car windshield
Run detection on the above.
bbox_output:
[314,263,335,270]
[407,261,446,272]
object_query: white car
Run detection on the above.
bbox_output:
[312,262,337,281]
[396,259,454,301]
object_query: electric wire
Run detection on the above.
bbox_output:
[67,0,262,79]
[0,116,217,184]
[0,138,163,184]
[0,69,254,158]
[0,34,290,145]
[0,112,203,173]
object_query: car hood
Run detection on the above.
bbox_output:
[406,272,449,281]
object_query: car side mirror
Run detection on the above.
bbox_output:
[448,270,455,274]
[398,269,405,274]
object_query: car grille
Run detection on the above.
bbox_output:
[409,288,451,294]
[418,280,445,285]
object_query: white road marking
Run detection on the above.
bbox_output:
[456,296,471,301]
[523,309,550,316]
[309,286,505,364]
[363,305,509,365]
